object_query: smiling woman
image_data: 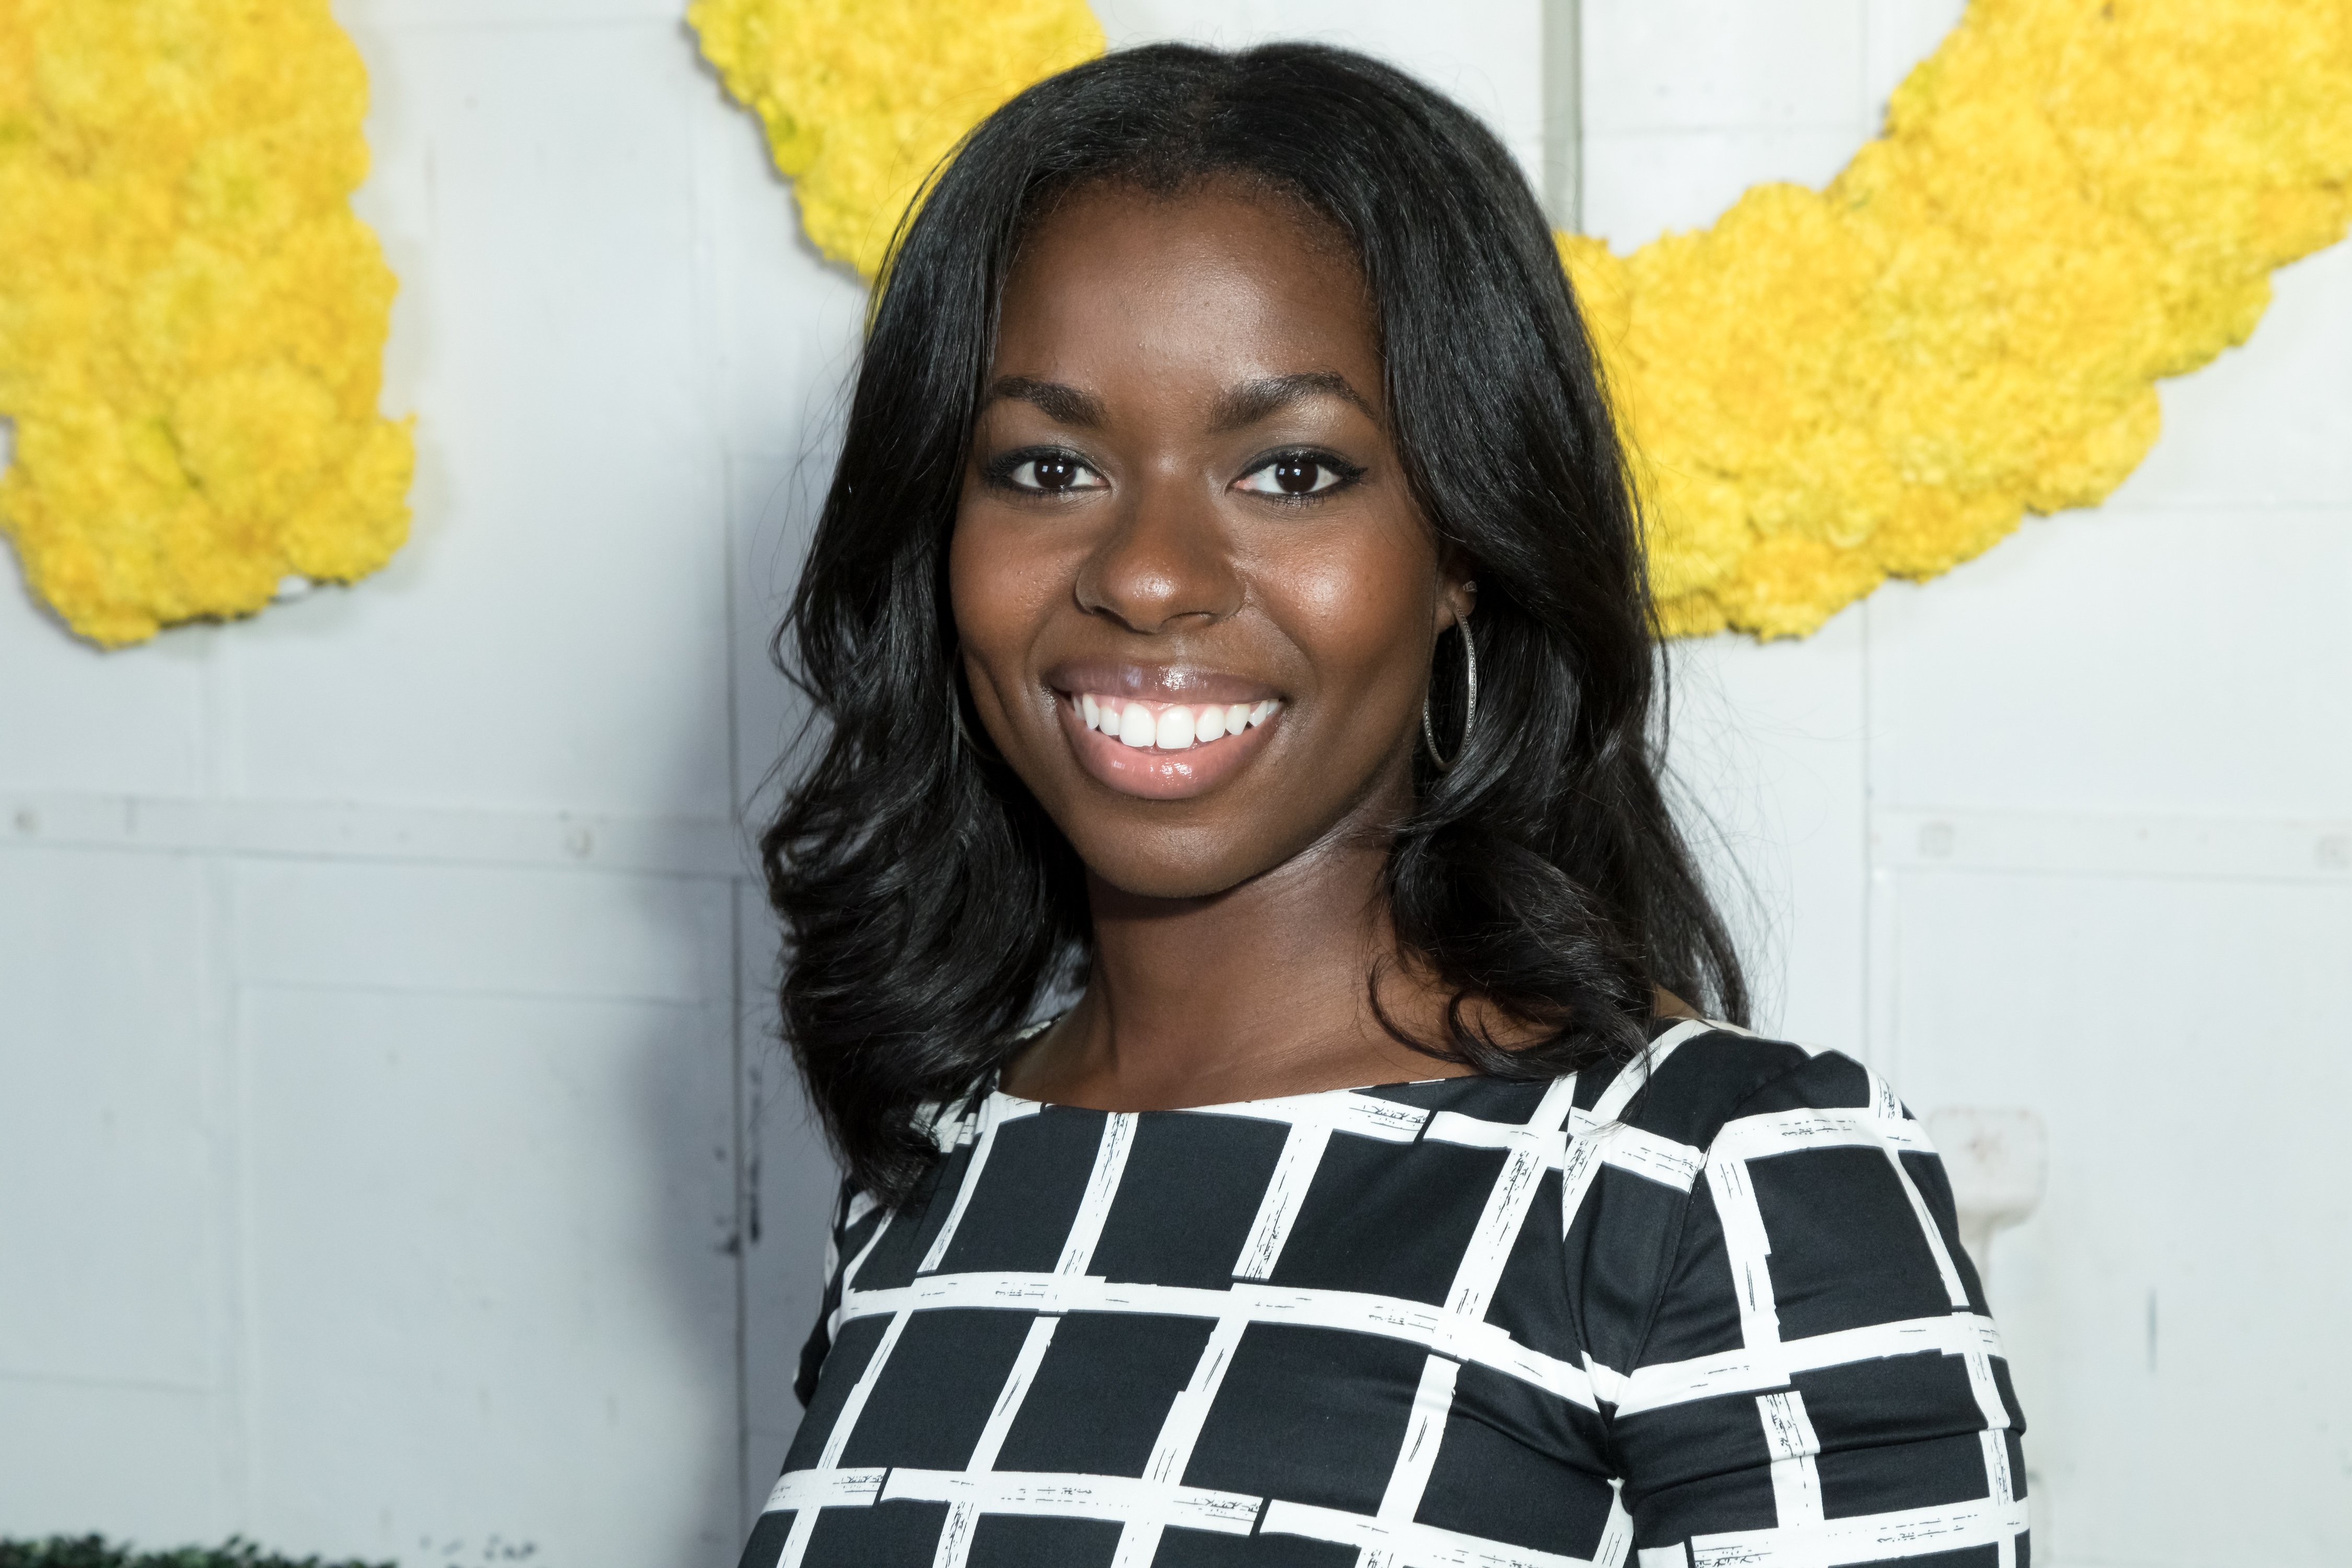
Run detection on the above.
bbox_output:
[749,43,2025,1568]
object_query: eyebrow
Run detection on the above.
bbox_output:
[980,371,1379,433]
[1209,372,1378,433]
[983,375,1108,428]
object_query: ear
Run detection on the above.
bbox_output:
[1435,553,1477,633]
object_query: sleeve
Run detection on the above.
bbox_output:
[1607,1050,2030,1568]
[792,1177,864,1408]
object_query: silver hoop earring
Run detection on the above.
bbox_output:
[1420,616,1479,773]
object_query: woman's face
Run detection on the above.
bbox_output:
[950,180,1467,901]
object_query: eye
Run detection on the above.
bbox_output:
[992,449,1105,494]
[1236,452,1359,498]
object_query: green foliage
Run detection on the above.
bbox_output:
[0,1539,392,1568]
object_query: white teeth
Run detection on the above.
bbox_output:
[1117,702,1156,748]
[1079,693,1281,750]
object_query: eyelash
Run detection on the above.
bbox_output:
[982,446,1367,502]
[1236,449,1366,502]
[982,447,1105,496]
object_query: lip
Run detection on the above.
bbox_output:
[1043,660,1280,707]
[1056,691,1282,800]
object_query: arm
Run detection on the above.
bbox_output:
[1609,1050,2028,1567]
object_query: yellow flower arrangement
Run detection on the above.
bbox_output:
[698,0,2351,639]
[0,0,412,648]
[1569,0,2352,637]
[690,0,1105,281]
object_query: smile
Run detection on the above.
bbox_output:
[1054,688,1284,801]
[1075,693,1282,752]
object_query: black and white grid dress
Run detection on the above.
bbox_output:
[740,1021,2028,1568]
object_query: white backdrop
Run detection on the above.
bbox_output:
[2,2,2346,1565]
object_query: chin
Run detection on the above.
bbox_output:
[1065,823,1275,903]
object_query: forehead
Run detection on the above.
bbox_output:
[992,179,1379,389]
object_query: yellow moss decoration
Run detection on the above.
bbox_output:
[698,0,2352,640]
[0,0,413,648]
[690,0,1105,282]
[1568,0,2352,638]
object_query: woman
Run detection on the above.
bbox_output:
[743,41,2025,1568]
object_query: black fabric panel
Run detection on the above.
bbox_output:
[1817,1429,1995,1517]
[1629,1170,1742,1367]
[1849,1549,2000,1568]
[1735,1048,1875,1114]
[1751,1146,1954,1340]
[1901,1148,1989,1315]
[1793,1352,1982,1454]
[782,1312,889,1471]
[1612,1390,1777,1517]
[1268,1136,1505,1307]
[1417,1392,1615,1555]
[1089,1112,1288,1288]
[734,1509,795,1568]
[995,1311,1215,1478]
[1620,1032,1811,1147]
[1624,1433,1780,1547]
[1485,1171,1579,1368]
[1567,1163,1699,1374]
[800,1500,949,1566]
[938,1108,1111,1275]
[1155,1527,1355,1567]
[1183,1323,1425,1515]
[1992,1358,2027,1433]
[966,1514,1121,1567]
[836,1308,1041,1470]
[855,1158,958,1291]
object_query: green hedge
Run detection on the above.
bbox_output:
[0,1540,392,1568]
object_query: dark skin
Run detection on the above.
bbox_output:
[952,181,1685,1111]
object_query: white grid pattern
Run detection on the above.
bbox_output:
[756,1025,2026,1568]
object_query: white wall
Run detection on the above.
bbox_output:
[0,2,2343,1565]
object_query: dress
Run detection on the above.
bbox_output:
[739,1020,2028,1568]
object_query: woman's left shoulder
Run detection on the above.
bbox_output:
[1589,1017,1912,1153]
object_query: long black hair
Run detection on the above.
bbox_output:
[762,41,1748,1203]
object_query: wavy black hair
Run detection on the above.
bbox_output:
[761,41,1749,1202]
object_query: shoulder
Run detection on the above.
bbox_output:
[1583,1018,1901,1152]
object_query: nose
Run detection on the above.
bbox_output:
[1072,474,1244,635]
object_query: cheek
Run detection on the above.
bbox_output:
[1263,527,1436,711]
[948,512,1046,664]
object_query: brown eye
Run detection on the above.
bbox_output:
[1237,451,1357,499]
[998,452,1104,493]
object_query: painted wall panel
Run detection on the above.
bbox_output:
[239,986,741,1565]
[0,1382,230,1544]
[0,850,220,1390]
[1887,871,2352,1567]
[0,615,210,794]
[1866,507,2352,819]
[231,16,734,818]
[1668,613,1869,1045]
[233,860,731,1005]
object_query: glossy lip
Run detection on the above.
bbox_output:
[1055,691,1282,800]
[1044,660,1281,707]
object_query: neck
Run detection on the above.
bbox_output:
[1011,784,1470,1110]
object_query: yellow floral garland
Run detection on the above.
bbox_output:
[690,0,1104,281]
[697,0,2352,639]
[0,0,412,648]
